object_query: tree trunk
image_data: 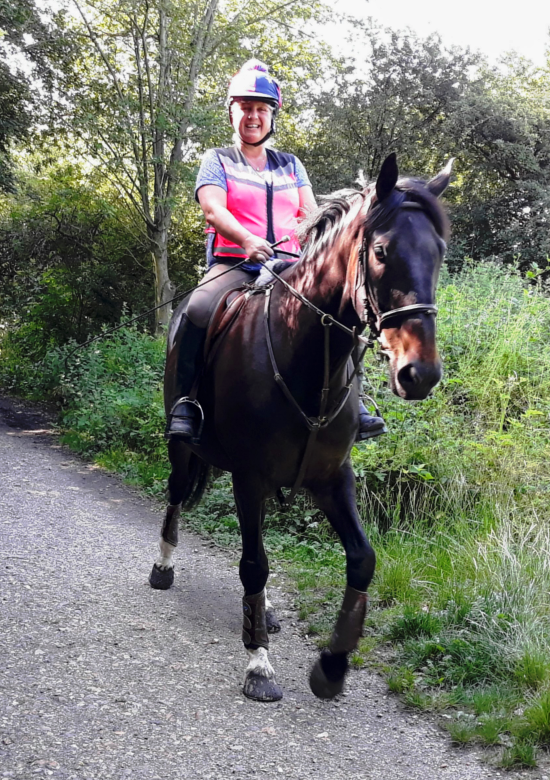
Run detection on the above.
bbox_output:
[150,220,175,334]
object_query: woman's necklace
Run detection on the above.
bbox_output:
[243,152,267,172]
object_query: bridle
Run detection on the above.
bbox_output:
[260,190,446,506]
[358,198,445,337]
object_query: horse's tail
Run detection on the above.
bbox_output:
[181,453,211,510]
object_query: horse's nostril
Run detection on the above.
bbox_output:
[397,361,441,399]
[399,364,419,386]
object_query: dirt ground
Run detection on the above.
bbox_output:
[0,396,541,779]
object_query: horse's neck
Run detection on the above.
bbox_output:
[284,245,358,329]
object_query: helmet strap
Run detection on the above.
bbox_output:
[248,128,273,147]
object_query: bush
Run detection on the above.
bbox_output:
[4,261,550,758]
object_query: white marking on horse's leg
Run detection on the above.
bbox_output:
[155,538,176,570]
[265,589,274,611]
[245,647,275,680]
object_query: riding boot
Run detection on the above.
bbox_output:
[357,399,387,441]
[167,315,207,440]
[354,344,387,441]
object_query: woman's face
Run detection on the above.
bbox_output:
[231,99,273,146]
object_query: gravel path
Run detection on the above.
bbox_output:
[0,396,537,780]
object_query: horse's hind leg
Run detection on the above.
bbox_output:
[149,440,190,590]
[307,462,376,699]
[233,475,283,702]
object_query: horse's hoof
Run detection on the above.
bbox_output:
[309,650,348,699]
[149,564,174,590]
[266,608,281,633]
[243,672,283,702]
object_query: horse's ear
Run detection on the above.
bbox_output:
[376,153,399,202]
[426,158,455,197]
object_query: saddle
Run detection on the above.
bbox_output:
[203,260,296,360]
[203,285,253,361]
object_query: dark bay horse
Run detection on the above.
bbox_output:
[149,153,452,701]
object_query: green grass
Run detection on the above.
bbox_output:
[4,261,550,764]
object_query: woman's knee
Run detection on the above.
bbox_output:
[187,266,254,328]
[186,291,211,328]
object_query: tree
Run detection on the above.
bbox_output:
[293,23,481,193]
[58,0,327,332]
[0,0,71,190]
[443,54,550,268]
[0,154,207,350]
[294,23,550,270]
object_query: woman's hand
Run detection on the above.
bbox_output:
[198,186,275,263]
[242,234,274,264]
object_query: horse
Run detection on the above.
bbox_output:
[149,153,452,702]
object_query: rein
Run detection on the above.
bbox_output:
[260,197,443,505]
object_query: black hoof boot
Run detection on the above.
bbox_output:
[243,672,283,702]
[149,564,175,590]
[309,649,348,699]
[266,609,281,633]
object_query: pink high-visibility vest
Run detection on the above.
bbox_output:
[210,147,302,270]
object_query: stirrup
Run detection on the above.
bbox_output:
[356,415,387,441]
[166,397,204,444]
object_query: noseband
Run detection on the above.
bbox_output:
[360,199,445,335]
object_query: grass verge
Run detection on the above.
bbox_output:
[3,261,550,767]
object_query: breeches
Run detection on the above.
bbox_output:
[186,262,256,329]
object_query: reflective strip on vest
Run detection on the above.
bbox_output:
[211,146,302,268]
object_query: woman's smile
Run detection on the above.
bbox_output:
[232,100,272,144]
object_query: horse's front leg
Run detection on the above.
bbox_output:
[307,462,376,699]
[233,474,283,702]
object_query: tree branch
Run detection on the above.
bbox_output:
[72,0,150,213]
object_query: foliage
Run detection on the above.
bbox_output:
[296,24,550,271]
[0,0,73,190]
[4,261,550,758]
[0,157,204,348]
[296,24,481,189]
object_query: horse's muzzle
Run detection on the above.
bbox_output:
[395,359,442,400]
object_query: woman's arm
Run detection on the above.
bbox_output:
[298,185,317,220]
[197,185,274,263]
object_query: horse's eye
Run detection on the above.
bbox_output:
[373,245,386,261]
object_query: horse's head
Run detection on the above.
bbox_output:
[359,153,452,401]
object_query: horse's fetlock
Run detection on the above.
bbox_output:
[245,647,275,679]
[320,649,349,682]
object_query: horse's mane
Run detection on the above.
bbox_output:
[297,177,450,260]
[296,189,366,261]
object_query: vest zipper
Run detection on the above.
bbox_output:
[265,156,276,247]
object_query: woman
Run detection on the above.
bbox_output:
[167,59,385,441]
